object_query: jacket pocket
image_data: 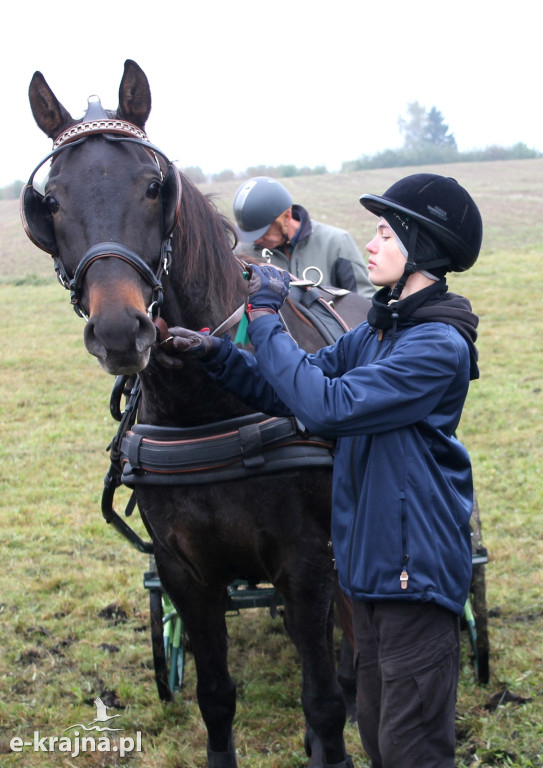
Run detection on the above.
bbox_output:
[380,627,458,736]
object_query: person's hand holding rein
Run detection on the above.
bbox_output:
[166,327,222,360]
[162,263,290,365]
[246,264,290,318]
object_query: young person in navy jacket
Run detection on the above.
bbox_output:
[167,174,483,768]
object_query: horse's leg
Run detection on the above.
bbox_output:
[334,585,357,723]
[155,551,238,768]
[281,570,353,768]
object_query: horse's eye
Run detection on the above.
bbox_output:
[146,182,160,200]
[44,195,60,214]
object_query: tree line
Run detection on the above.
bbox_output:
[1,102,540,199]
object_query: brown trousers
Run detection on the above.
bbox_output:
[352,600,460,768]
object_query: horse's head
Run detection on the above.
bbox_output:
[21,60,181,375]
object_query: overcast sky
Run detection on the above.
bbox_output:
[2,0,541,187]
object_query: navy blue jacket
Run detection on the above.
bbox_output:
[203,283,478,616]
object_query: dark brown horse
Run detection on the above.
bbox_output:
[21,60,370,768]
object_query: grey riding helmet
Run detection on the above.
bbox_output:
[233,177,293,242]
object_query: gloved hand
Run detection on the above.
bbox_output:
[167,327,223,359]
[247,264,290,312]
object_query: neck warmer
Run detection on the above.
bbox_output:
[368,280,480,379]
[286,203,311,248]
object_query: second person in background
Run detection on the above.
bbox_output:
[233,176,375,299]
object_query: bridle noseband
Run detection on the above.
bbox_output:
[69,240,172,320]
[20,97,181,320]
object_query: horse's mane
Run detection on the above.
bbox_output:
[174,172,241,311]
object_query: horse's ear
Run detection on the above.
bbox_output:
[28,72,74,140]
[117,59,151,130]
[162,165,182,237]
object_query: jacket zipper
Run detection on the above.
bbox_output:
[369,328,390,363]
[400,497,410,590]
[346,435,361,592]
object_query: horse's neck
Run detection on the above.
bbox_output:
[162,245,246,334]
[137,273,250,427]
[138,360,253,428]
[136,213,250,426]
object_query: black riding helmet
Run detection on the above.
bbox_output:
[360,174,483,299]
[233,177,293,242]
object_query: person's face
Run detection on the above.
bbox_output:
[366,218,407,288]
[254,211,290,249]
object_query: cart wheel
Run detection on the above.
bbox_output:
[149,588,186,701]
[466,491,490,684]
[149,588,172,701]
[162,592,186,695]
[470,562,490,683]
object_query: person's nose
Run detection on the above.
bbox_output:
[366,235,378,253]
[254,229,270,247]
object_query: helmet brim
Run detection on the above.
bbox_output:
[236,223,270,243]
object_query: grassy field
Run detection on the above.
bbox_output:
[0,158,542,767]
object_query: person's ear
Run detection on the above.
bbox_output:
[280,207,293,235]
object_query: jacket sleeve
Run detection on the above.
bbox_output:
[202,331,294,416]
[243,315,470,437]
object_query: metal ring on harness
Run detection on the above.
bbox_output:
[302,266,324,287]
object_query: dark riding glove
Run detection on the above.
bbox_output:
[247,264,290,312]
[167,327,224,360]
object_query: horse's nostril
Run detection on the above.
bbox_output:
[133,313,157,353]
[83,318,107,360]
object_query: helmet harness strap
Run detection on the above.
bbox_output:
[389,220,419,302]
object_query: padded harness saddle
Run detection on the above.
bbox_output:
[102,284,350,549]
[120,413,334,486]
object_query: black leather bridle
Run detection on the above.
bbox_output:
[20,100,182,319]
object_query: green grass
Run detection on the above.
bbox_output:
[0,158,542,767]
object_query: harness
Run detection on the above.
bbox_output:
[121,415,334,485]
[101,288,350,551]
[21,96,352,551]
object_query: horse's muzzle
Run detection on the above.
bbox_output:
[84,307,156,375]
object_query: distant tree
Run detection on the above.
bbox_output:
[182,166,207,184]
[210,169,236,183]
[0,180,24,200]
[277,164,299,178]
[461,142,541,162]
[508,141,538,159]
[299,165,328,176]
[245,165,278,178]
[399,101,457,151]
[424,107,457,149]
[398,101,427,150]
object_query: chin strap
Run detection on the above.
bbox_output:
[389,219,419,302]
[389,261,417,303]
